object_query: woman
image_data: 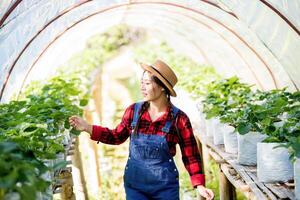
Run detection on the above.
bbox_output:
[69,60,214,200]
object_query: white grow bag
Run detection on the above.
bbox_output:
[257,142,293,182]
[205,118,214,138]
[212,118,224,145]
[222,124,238,154]
[237,131,267,165]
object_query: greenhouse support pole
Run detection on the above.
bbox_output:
[195,137,206,200]
[72,137,89,200]
[219,167,236,200]
[90,67,104,195]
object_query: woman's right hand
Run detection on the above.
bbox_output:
[69,116,91,133]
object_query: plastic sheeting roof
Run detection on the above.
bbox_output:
[0,0,299,103]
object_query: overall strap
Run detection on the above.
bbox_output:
[161,105,179,133]
[131,101,144,130]
[162,105,183,143]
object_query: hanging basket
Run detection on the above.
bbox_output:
[212,118,224,145]
[257,142,293,182]
[223,124,238,154]
[295,158,300,199]
[237,131,267,165]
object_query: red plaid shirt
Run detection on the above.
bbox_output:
[91,103,205,187]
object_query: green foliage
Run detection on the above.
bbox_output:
[0,77,85,159]
[202,76,300,159]
[202,76,253,122]
[205,160,220,200]
[0,142,50,200]
[0,75,83,200]
[278,136,300,162]
[179,170,197,199]
[0,24,140,199]
[235,88,297,141]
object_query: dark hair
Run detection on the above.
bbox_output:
[142,70,171,101]
[151,75,171,101]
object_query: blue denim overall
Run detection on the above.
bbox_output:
[124,102,180,200]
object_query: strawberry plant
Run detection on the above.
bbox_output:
[276,91,300,160]
[0,77,85,159]
[0,142,50,200]
[202,76,253,121]
[0,24,139,199]
[234,89,297,139]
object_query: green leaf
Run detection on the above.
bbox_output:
[263,136,281,143]
[264,125,276,134]
[80,99,88,106]
[70,128,81,136]
[0,168,18,188]
[64,120,70,129]
[17,184,37,200]
[52,160,68,171]
[237,123,251,135]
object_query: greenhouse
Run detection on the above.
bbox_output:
[0,0,299,200]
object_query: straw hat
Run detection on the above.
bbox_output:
[140,60,178,97]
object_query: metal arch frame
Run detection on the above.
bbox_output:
[200,0,238,19]
[1,0,298,34]
[0,0,22,27]
[1,1,297,100]
[17,8,217,98]
[0,0,238,27]
[0,0,92,100]
[123,8,265,89]
[259,0,300,36]
[161,9,266,89]
[0,1,278,100]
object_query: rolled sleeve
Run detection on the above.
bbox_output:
[178,112,205,187]
[90,125,106,141]
[90,104,134,145]
[191,174,205,187]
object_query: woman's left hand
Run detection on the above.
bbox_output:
[197,185,214,200]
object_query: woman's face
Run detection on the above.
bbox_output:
[140,71,164,101]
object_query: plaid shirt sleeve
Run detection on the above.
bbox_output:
[90,104,134,145]
[177,112,205,187]
[90,103,205,187]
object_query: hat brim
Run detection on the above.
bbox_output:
[140,63,177,97]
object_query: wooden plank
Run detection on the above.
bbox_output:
[227,161,269,200]
[246,172,278,200]
[265,183,296,200]
[234,149,294,199]
[197,134,268,199]
[220,164,249,192]
[197,133,269,200]
[208,148,226,163]
[195,132,296,200]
